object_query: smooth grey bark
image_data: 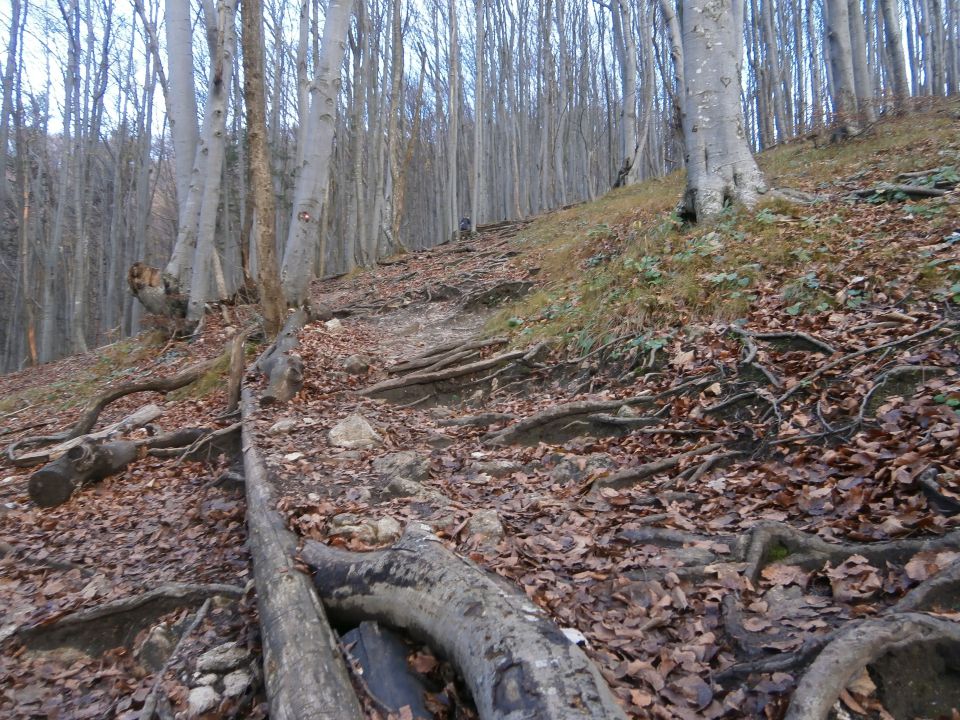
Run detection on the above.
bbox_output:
[880,0,910,111]
[164,0,199,230]
[824,0,861,130]
[678,0,766,221]
[185,0,239,322]
[847,0,877,122]
[279,0,355,305]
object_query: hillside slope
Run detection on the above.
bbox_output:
[2,103,959,719]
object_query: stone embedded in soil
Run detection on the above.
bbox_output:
[466,509,504,539]
[222,668,252,698]
[469,459,523,478]
[343,354,371,374]
[373,451,430,484]
[324,318,344,333]
[424,431,454,449]
[375,517,403,543]
[137,624,176,673]
[188,686,220,717]
[196,642,249,673]
[196,673,219,686]
[268,418,298,435]
[328,414,383,449]
[549,453,616,485]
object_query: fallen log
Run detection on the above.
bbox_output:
[303,524,626,720]
[256,308,309,406]
[6,357,218,466]
[240,389,363,720]
[28,428,210,507]
[11,404,164,467]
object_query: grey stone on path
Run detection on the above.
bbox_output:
[466,509,504,539]
[329,414,383,449]
[196,642,249,673]
[469,459,523,478]
[267,417,298,435]
[373,451,430,484]
[223,668,253,698]
[137,624,175,673]
[343,354,371,375]
[549,453,616,485]
[188,686,220,717]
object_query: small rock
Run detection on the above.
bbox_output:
[466,509,504,539]
[330,513,361,528]
[222,668,252,698]
[343,354,371,375]
[375,517,403,544]
[328,414,383,449]
[470,459,522,478]
[137,624,176,673]
[424,431,454,449]
[268,418,298,435]
[196,642,249,673]
[373,451,430,484]
[196,673,219,686]
[616,405,640,418]
[324,318,344,333]
[549,453,615,485]
[188,686,220,717]
[329,522,377,544]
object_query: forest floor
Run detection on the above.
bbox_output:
[2,100,960,720]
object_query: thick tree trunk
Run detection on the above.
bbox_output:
[303,524,627,720]
[678,0,766,221]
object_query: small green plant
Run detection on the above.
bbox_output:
[624,255,663,283]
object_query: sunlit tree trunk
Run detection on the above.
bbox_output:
[678,0,766,222]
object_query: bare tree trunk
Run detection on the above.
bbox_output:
[164,0,199,229]
[185,0,239,322]
[880,0,910,111]
[241,0,284,336]
[824,0,861,131]
[280,0,355,305]
[447,0,460,237]
[847,0,877,122]
[678,0,766,222]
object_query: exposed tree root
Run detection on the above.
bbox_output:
[6,357,219,466]
[388,337,507,374]
[303,524,626,720]
[362,348,527,398]
[784,613,960,720]
[485,373,721,446]
[239,389,363,720]
[741,522,960,584]
[593,443,724,491]
[436,412,517,428]
[15,582,242,655]
[139,597,212,720]
[774,320,952,407]
[858,364,948,419]
[256,308,309,406]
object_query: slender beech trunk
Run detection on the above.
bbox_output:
[280,0,355,305]
[241,0,284,336]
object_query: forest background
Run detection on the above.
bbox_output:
[0,0,956,372]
